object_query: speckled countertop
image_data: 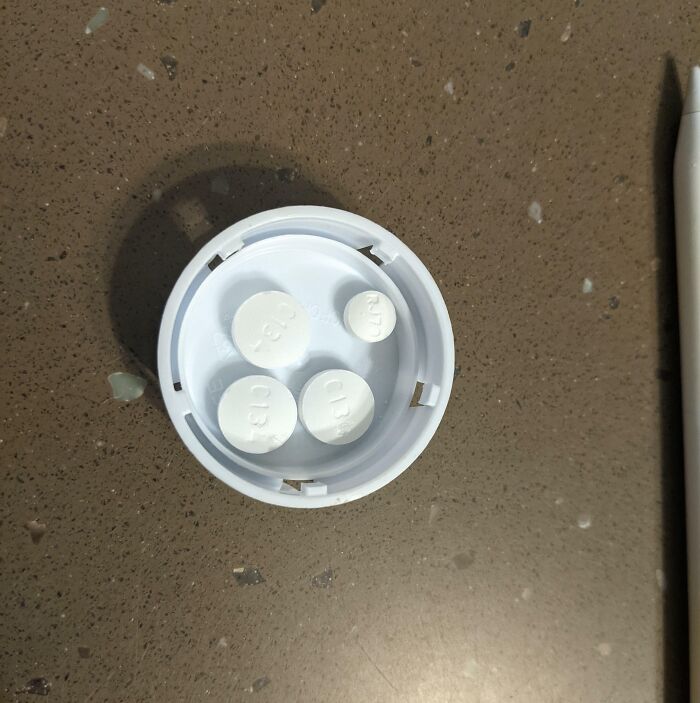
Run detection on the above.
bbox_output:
[1,1,696,701]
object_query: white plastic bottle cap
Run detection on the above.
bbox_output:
[343,290,397,343]
[299,369,375,445]
[232,291,310,368]
[159,207,455,508]
[217,375,297,454]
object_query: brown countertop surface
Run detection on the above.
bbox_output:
[1,1,695,701]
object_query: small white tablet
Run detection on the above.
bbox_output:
[217,375,297,454]
[343,290,396,343]
[298,369,374,445]
[232,291,310,369]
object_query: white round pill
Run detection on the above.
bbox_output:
[299,369,375,445]
[217,375,297,454]
[232,291,310,369]
[343,290,396,343]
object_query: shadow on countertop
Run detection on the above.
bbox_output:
[653,55,689,702]
[108,143,349,379]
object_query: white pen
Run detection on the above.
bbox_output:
[674,64,700,701]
